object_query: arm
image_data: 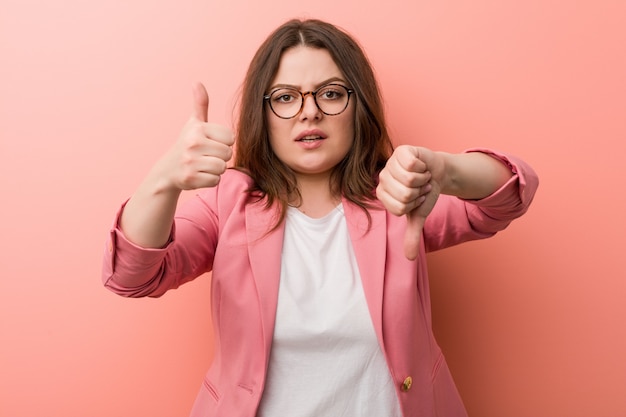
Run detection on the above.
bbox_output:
[119,82,233,248]
[102,83,234,297]
[424,150,538,251]
[376,145,538,259]
[436,151,514,199]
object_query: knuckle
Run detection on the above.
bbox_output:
[217,159,228,174]
[398,187,416,204]
[378,196,406,217]
[388,203,406,217]
[179,171,196,188]
[400,169,420,185]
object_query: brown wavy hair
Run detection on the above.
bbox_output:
[234,19,393,227]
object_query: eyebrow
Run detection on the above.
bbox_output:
[268,76,348,92]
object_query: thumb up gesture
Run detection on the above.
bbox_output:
[158,82,234,191]
[376,145,443,260]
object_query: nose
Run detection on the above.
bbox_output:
[299,91,321,120]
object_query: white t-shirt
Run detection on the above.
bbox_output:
[257,205,402,417]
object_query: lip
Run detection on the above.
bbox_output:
[294,129,328,142]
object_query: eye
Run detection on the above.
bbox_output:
[317,85,345,100]
[271,89,299,104]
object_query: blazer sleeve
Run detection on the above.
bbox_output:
[423,149,539,253]
[101,194,220,298]
[101,170,255,297]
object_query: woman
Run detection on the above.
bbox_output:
[102,18,538,417]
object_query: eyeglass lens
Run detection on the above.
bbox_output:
[268,84,351,119]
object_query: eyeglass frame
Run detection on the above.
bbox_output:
[263,83,355,119]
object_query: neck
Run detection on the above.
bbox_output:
[290,174,341,218]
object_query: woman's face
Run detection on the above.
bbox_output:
[266,46,355,182]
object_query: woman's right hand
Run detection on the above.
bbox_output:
[118,83,234,248]
[156,82,234,192]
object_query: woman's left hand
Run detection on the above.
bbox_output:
[376,145,445,260]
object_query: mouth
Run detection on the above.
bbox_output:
[297,135,323,143]
[295,130,327,142]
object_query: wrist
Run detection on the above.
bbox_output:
[435,151,457,195]
[145,161,183,200]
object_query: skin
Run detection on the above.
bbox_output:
[118,83,234,248]
[117,46,513,260]
[266,46,356,218]
[377,146,514,259]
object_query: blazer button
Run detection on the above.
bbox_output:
[401,376,413,392]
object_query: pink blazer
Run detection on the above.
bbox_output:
[102,150,538,417]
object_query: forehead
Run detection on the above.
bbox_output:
[271,46,345,88]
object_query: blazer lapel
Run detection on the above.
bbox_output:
[343,200,388,344]
[245,199,388,352]
[245,200,285,356]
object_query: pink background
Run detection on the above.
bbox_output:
[2,0,625,416]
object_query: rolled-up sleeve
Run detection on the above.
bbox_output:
[102,196,217,298]
[101,170,254,298]
[101,202,175,297]
[424,149,539,252]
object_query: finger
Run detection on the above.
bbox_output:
[203,123,235,146]
[415,182,440,218]
[197,156,229,176]
[402,147,428,174]
[192,82,209,122]
[404,210,425,261]
[387,154,431,188]
[180,172,223,190]
[404,181,441,261]
[200,140,233,162]
[178,157,227,190]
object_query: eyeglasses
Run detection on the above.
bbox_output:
[264,83,354,119]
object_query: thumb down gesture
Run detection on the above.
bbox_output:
[376,145,443,260]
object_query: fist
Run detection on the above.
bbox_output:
[160,82,234,191]
[377,145,442,260]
